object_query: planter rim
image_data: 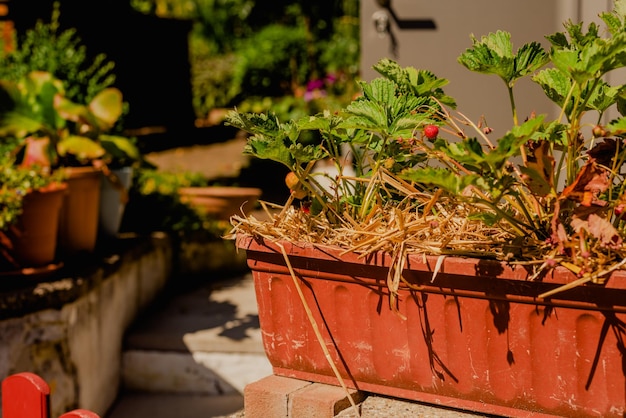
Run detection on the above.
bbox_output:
[178,186,262,197]
[26,181,68,196]
[62,166,101,179]
[235,232,626,290]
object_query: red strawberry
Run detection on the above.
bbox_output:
[424,124,439,140]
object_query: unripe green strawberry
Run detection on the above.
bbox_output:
[285,172,307,199]
[592,125,607,137]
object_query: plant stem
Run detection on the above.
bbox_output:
[507,82,530,167]
[507,85,518,126]
[474,197,535,237]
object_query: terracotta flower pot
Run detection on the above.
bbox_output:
[178,186,261,220]
[57,167,102,257]
[4,184,67,267]
[237,233,626,418]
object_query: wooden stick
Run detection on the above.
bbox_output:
[277,242,361,417]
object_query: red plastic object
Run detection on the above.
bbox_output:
[237,234,626,418]
[60,410,100,418]
[2,372,50,418]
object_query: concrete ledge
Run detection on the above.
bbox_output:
[174,232,247,278]
[0,233,173,320]
[0,233,174,417]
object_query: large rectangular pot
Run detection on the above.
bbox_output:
[236,233,626,418]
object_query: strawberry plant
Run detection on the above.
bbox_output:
[226,0,626,294]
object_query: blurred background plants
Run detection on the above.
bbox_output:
[120,168,230,235]
[0,3,116,105]
[130,0,360,122]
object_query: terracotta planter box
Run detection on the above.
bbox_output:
[178,186,261,220]
[237,234,626,418]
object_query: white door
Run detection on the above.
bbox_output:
[360,0,614,135]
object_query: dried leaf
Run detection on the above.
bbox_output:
[587,138,621,168]
[559,159,609,206]
[520,140,554,195]
[587,213,623,249]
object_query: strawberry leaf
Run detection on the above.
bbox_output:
[458,31,548,87]
[601,0,626,35]
[400,167,483,195]
[372,58,456,107]
[607,116,626,134]
[532,68,572,108]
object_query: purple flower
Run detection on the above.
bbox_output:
[304,89,327,102]
[325,73,337,84]
[306,79,325,91]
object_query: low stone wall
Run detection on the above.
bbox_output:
[0,233,174,417]
[175,231,248,277]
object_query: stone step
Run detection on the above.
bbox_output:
[122,274,264,353]
[105,274,270,418]
[121,350,272,395]
[106,392,245,418]
[118,273,272,394]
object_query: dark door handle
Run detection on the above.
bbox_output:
[375,0,436,30]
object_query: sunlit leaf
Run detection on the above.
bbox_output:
[458,31,548,86]
[57,135,105,162]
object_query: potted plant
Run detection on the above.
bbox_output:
[125,168,261,223]
[97,133,142,238]
[176,175,262,222]
[0,152,66,271]
[225,2,626,417]
[46,73,140,250]
[0,71,141,254]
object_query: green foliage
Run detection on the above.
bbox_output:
[226,60,448,218]
[318,13,360,78]
[529,3,626,187]
[0,71,66,141]
[0,2,116,104]
[228,0,626,283]
[373,59,456,108]
[458,30,549,125]
[345,78,437,139]
[121,168,228,235]
[190,0,255,54]
[0,71,140,170]
[100,135,141,169]
[229,24,310,101]
[144,0,360,118]
[190,52,238,118]
[0,159,65,230]
[458,31,549,87]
